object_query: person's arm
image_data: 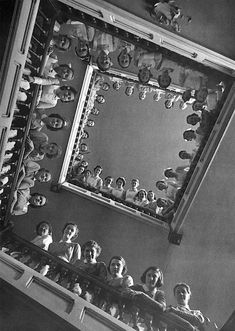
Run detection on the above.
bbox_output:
[133,291,166,312]
[37,101,56,109]
[29,76,60,86]
[168,307,205,329]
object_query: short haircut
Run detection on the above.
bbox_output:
[173,282,191,296]
[140,266,164,288]
[62,222,79,240]
[58,64,74,80]
[29,193,47,208]
[108,255,127,275]
[36,221,52,235]
[47,113,68,131]
[55,35,72,51]
[157,73,171,88]
[117,51,132,69]
[116,176,126,186]
[81,240,102,258]
[94,165,103,173]
[46,143,62,159]
[60,86,77,103]
[138,67,152,84]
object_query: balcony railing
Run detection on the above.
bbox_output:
[0,229,196,331]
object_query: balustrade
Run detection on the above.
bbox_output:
[1,230,196,331]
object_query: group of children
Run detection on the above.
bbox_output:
[69,162,190,218]
[4,220,210,330]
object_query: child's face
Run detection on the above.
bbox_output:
[57,66,73,81]
[139,68,151,84]
[118,49,131,68]
[37,222,50,236]
[63,224,77,241]
[76,40,89,58]
[101,82,110,91]
[58,88,75,102]
[109,258,124,278]
[55,35,70,51]
[175,285,190,306]
[113,81,122,90]
[116,179,124,188]
[48,116,64,129]
[105,177,113,186]
[96,95,105,104]
[87,120,94,127]
[77,166,85,175]
[156,181,167,191]
[84,246,97,263]
[94,167,102,176]
[145,269,160,290]
[29,194,46,207]
[147,191,154,201]
[159,73,171,88]
[36,170,51,183]
[139,190,146,200]
[131,179,139,189]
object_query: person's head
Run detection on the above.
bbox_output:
[164,99,174,109]
[81,240,102,263]
[87,119,95,127]
[164,168,176,179]
[96,94,105,104]
[75,39,90,59]
[35,168,51,183]
[125,86,134,96]
[101,82,110,91]
[108,256,127,278]
[156,180,168,191]
[80,160,88,168]
[118,48,132,68]
[182,89,192,103]
[183,129,196,141]
[81,130,89,139]
[104,176,114,186]
[131,178,139,189]
[76,165,85,175]
[139,91,147,101]
[80,143,88,153]
[156,197,169,208]
[179,150,192,160]
[53,34,72,51]
[140,266,163,290]
[29,193,47,208]
[75,153,83,162]
[138,67,152,84]
[84,169,92,178]
[36,221,52,236]
[113,81,122,91]
[54,64,74,81]
[91,107,100,116]
[137,189,147,200]
[62,223,79,241]
[192,101,204,112]
[157,71,171,88]
[186,113,201,126]
[195,87,208,103]
[94,165,103,176]
[116,177,126,188]
[41,142,62,159]
[147,190,156,202]
[57,86,77,103]
[96,50,113,72]
[173,283,191,306]
[46,113,69,131]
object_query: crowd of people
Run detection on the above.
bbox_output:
[3,220,216,331]
[0,12,225,221]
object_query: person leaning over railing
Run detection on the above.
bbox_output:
[166,283,206,331]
